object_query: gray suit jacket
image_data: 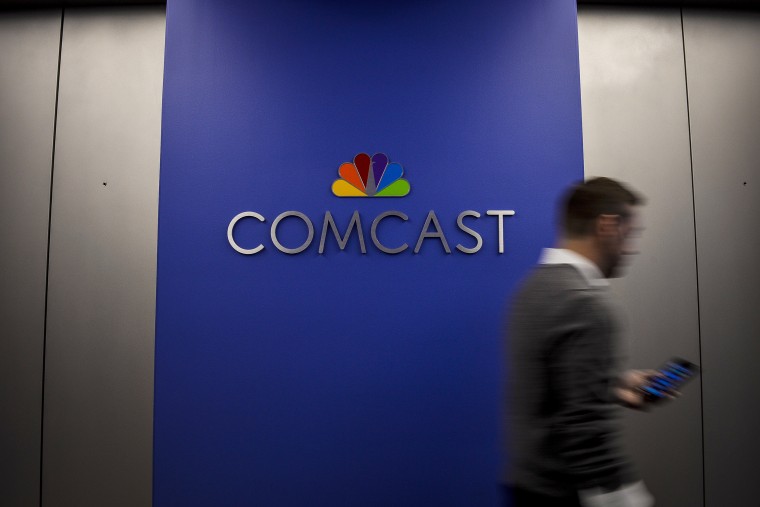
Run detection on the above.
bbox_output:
[505,264,637,496]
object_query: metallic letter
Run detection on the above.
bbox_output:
[319,210,366,254]
[227,211,265,255]
[370,211,409,254]
[456,210,483,254]
[271,211,314,254]
[486,210,515,254]
[414,210,451,254]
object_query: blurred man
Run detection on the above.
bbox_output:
[505,177,655,507]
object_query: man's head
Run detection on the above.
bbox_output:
[560,177,644,278]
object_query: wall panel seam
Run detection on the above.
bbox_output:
[39,9,64,507]
[679,8,706,507]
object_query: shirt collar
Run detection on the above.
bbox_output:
[538,248,608,287]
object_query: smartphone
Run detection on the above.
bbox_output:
[640,357,699,403]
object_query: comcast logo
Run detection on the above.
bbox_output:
[332,153,410,197]
[227,151,516,255]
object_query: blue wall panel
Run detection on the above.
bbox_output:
[154,1,583,505]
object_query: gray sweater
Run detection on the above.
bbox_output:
[505,264,637,496]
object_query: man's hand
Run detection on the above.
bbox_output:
[615,369,660,408]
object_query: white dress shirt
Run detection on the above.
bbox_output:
[539,248,608,287]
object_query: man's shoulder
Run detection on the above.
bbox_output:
[519,263,590,293]
[511,264,609,327]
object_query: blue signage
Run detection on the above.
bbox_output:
[154,0,583,505]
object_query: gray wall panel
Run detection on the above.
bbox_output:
[578,8,703,507]
[683,10,760,507]
[42,7,164,506]
[0,10,61,507]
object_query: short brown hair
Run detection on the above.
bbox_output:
[561,177,643,237]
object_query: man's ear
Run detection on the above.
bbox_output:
[595,214,620,237]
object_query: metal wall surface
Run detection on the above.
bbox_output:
[683,10,760,507]
[41,7,164,506]
[0,10,61,507]
[577,7,703,507]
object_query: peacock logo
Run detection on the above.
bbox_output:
[332,153,410,197]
